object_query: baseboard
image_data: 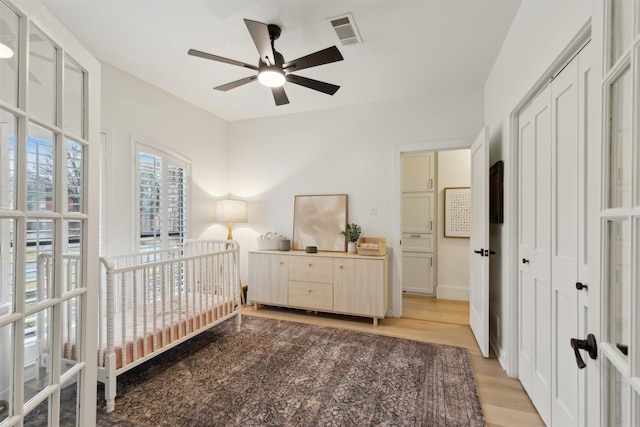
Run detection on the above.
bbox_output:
[435,286,469,301]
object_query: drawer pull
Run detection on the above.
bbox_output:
[410,234,421,238]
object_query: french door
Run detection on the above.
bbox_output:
[598,0,640,425]
[0,1,99,426]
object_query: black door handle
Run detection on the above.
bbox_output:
[522,258,529,264]
[576,282,588,291]
[616,343,628,356]
[474,249,484,255]
[570,334,598,369]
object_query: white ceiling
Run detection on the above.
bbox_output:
[40,0,521,122]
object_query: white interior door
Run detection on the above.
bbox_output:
[518,84,553,425]
[550,44,591,426]
[469,126,489,358]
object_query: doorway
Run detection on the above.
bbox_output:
[399,148,471,324]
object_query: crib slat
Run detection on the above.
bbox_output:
[142,267,148,358]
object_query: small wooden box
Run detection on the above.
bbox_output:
[356,237,387,256]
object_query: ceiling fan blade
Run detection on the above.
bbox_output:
[282,46,343,73]
[271,86,289,106]
[244,19,275,66]
[188,49,258,71]
[214,76,258,92]
[286,74,340,96]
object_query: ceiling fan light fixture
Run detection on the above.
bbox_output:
[0,43,14,59]
[258,67,285,87]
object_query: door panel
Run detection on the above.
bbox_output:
[518,84,552,425]
[518,271,535,391]
[550,53,580,426]
[598,2,637,419]
[402,153,434,192]
[402,252,433,294]
[469,126,489,357]
[402,193,434,233]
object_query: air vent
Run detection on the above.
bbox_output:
[328,13,362,46]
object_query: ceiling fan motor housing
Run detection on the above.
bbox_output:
[259,50,285,69]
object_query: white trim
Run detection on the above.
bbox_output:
[391,138,472,317]
[132,134,191,165]
[435,285,469,301]
[99,131,111,255]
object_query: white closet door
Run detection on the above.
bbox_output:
[550,46,589,426]
[518,44,592,426]
[518,84,553,425]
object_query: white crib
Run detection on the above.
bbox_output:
[37,239,242,413]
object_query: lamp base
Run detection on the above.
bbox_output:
[226,222,245,305]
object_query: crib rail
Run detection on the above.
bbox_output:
[35,240,241,413]
[98,240,240,369]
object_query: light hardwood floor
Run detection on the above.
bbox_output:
[244,297,544,427]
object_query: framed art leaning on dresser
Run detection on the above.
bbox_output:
[292,194,348,251]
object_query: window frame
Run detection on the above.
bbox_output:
[133,139,191,253]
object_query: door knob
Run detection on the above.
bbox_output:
[522,258,529,264]
[474,249,484,256]
[576,282,588,291]
[570,334,598,369]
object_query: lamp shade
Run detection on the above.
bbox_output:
[215,199,248,223]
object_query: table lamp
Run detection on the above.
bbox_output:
[215,199,248,305]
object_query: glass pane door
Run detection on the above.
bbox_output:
[601,1,640,425]
[0,1,96,425]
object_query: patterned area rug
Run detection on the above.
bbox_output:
[40,316,485,426]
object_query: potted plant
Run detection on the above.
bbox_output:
[340,223,362,253]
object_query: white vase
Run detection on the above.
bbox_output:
[347,241,357,254]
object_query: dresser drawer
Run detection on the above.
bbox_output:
[288,281,333,310]
[288,257,333,283]
[402,233,434,252]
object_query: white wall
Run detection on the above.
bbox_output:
[100,63,230,255]
[483,0,597,374]
[228,90,483,315]
[436,150,471,300]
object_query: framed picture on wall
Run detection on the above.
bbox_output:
[292,194,348,251]
[444,187,471,238]
[489,160,504,224]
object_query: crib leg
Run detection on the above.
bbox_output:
[105,353,117,412]
[235,311,242,332]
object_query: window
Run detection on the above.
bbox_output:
[136,142,189,252]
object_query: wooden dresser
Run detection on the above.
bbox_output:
[248,250,388,325]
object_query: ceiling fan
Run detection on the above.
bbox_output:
[188,19,344,106]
